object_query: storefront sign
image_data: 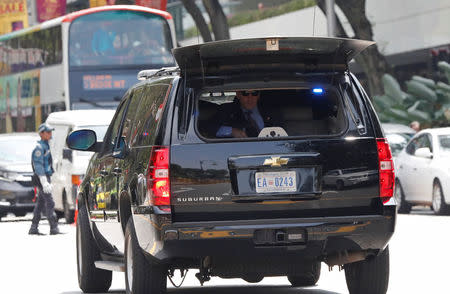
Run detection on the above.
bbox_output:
[135,0,167,11]
[36,0,66,22]
[0,0,29,34]
[89,0,116,7]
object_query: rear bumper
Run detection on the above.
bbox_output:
[134,206,396,262]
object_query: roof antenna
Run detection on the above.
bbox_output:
[312,6,317,36]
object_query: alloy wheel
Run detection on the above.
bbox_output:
[432,183,442,212]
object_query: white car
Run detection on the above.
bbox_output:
[46,110,115,223]
[394,127,450,214]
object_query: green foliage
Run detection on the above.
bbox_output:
[228,0,315,27]
[373,61,450,127]
[185,24,212,39]
[184,0,315,39]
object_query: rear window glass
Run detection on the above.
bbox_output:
[196,87,346,139]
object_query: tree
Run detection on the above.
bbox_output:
[316,0,391,97]
[201,0,230,40]
[181,0,230,41]
[373,62,450,127]
[180,0,213,42]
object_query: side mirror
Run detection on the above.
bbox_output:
[414,147,433,159]
[62,148,73,162]
[112,136,128,159]
[66,130,99,152]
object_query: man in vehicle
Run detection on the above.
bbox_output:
[409,121,420,132]
[214,90,278,138]
[28,123,60,235]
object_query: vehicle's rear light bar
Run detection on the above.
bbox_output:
[376,138,395,204]
[147,146,170,209]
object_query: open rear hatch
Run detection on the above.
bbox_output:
[172,37,374,79]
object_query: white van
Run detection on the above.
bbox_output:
[46,110,115,223]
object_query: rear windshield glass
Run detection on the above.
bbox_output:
[196,87,347,139]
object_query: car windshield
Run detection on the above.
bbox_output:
[69,10,174,67]
[386,133,411,156]
[438,135,450,154]
[0,137,37,163]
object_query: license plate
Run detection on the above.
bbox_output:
[255,171,296,193]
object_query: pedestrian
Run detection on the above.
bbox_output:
[409,121,420,132]
[28,123,60,235]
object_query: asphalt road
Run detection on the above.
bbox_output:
[0,207,449,294]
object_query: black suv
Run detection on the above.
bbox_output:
[67,37,396,294]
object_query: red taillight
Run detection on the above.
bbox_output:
[377,138,395,203]
[147,146,170,207]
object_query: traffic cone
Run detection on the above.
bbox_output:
[72,198,78,227]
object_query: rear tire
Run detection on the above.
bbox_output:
[76,205,112,293]
[345,247,389,294]
[395,180,411,214]
[432,180,449,215]
[243,274,264,283]
[63,193,75,223]
[125,217,167,294]
[336,180,344,190]
[14,211,27,217]
[288,261,321,287]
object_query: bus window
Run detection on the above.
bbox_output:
[69,10,174,67]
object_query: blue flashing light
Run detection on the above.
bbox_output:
[312,87,324,94]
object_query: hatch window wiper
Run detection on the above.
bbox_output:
[340,76,366,135]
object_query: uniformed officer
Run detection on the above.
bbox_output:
[28,123,60,235]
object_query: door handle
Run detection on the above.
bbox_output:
[112,167,122,175]
[413,168,417,171]
[100,169,108,176]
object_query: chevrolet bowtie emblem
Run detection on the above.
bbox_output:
[263,157,289,167]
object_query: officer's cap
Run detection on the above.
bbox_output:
[38,123,54,133]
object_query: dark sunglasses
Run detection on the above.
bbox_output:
[241,91,260,96]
